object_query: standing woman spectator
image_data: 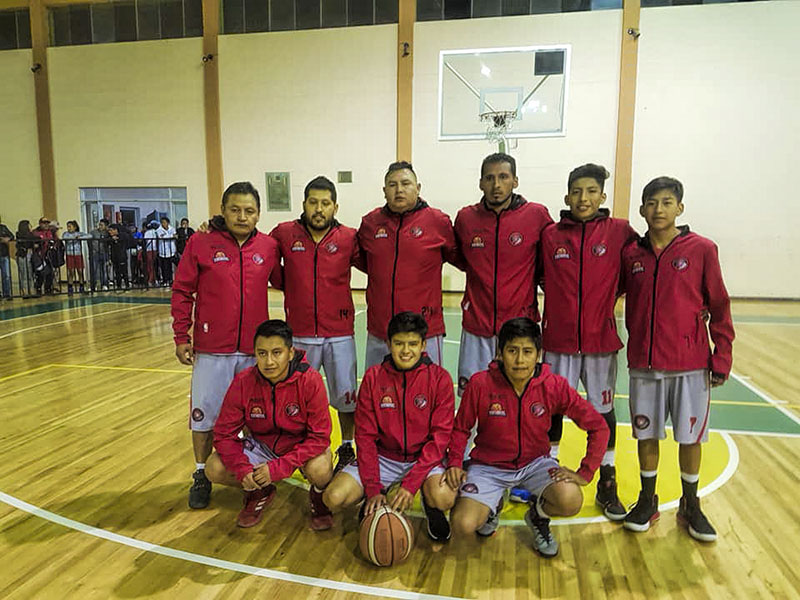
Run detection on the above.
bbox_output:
[144,220,159,286]
[15,220,37,298]
[33,217,57,295]
[157,217,177,286]
[176,218,194,257]
[89,219,110,291]
[0,217,14,300]
[62,220,88,295]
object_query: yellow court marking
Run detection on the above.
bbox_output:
[0,364,51,383]
[49,363,190,375]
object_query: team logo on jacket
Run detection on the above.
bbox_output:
[285,403,300,417]
[410,226,424,238]
[380,395,396,409]
[470,235,485,249]
[212,251,229,263]
[672,257,689,271]
[631,261,645,275]
[488,402,506,417]
[508,232,523,247]
[414,394,428,409]
[325,242,339,254]
[530,402,546,417]
[291,240,306,252]
[375,227,389,239]
[250,405,266,419]
[461,483,479,494]
[191,408,205,422]
[592,243,607,257]
[252,253,264,265]
[634,414,651,430]
[554,246,571,261]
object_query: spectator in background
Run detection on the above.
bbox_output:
[62,220,88,295]
[33,218,59,295]
[176,218,195,256]
[0,216,14,300]
[15,220,37,298]
[157,217,177,286]
[89,219,110,291]
[130,224,144,285]
[107,224,130,290]
[144,220,159,286]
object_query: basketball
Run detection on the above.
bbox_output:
[358,506,414,567]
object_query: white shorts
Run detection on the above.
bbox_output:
[629,369,711,444]
[459,456,561,512]
[457,330,497,396]
[190,352,255,432]
[544,351,618,414]
[342,455,445,494]
[365,333,444,370]
[293,336,357,413]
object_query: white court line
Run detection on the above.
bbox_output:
[0,305,150,341]
[729,372,800,427]
[0,491,463,600]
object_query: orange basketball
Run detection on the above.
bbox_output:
[358,506,414,567]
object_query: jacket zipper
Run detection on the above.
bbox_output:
[493,212,501,334]
[313,245,319,337]
[390,215,403,318]
[270,382,283,452]
[647,236,680,368]
[577,222,586,353]
[236,243,244,351]
[401,372,408,462]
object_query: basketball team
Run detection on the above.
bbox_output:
[170,154,734,558]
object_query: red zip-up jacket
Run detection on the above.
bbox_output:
[621,227,734,376]
[213,352,332,482]
[269,218,361,337]
[358,200,459,340]
[171,219,280,355]
[454,195,553,337]
[541,209,638,354]
[448,362,609,483]
[355,355,455,497]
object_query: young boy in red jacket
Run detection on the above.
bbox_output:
[171,182,280,510]
[204,320,335,531]
[621,176,734,542]
[539,164,638,520]
[322,312,457,543]
[446,317,609,558]
[269,176,362,472]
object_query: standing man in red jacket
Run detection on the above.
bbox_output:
[540,164,638,520]
[358,162,460,369]
[322,312,457,543]
[620,176,734,542]
[270,176,361,472]
[205,320,335,530]
[171,181,280,510]
[446,317,609,558]
[453,153,553,396]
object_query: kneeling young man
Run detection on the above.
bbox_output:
[322,312,457,542]
[205,320,335,531]
[446,317,609,558]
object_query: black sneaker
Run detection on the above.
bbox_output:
[524,506,558,558]
[188,469,211,509]
[623,492,660,532]
[677,496,717,542]
[421,495,451,542]
[334,443,356,474]
[595,465,627,521]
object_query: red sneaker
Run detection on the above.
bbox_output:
[309,486,333,531]
[237,485,276,528]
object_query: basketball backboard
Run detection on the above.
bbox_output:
[438,45,571,141]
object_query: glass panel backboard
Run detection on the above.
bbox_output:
[438,45,571,140]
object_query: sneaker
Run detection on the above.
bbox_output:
[623,492,660,533]
[509,487,531,503]
[677,496,717,542]
[309,487,333,531]
[524,506,558,558]
[595,465,627,521]
[67,284,74,296]
[476,497,503,537]
[421,495,451,542]
[333,443,356,474]
[237,485,276,528]
[188,469,211,509]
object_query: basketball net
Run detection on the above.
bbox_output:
[479,110,517,154]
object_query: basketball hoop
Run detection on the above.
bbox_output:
[479,110,517,153]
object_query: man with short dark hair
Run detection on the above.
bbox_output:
[0,216,15,300]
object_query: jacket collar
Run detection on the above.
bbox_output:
[209,215,259,245]
[638,224,691,249]
[381,198,429,218]
[381,352,433,373]
[488,360,548,396]
[255,350,310,386]
[480,193,526,214]
[297,215,341,237]
[558,207,610,225]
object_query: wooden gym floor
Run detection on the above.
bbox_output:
[1,292,799,599]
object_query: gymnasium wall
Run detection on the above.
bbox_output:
[0,50,42,230]
[47,38,209,227]
[631,0,800,298]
